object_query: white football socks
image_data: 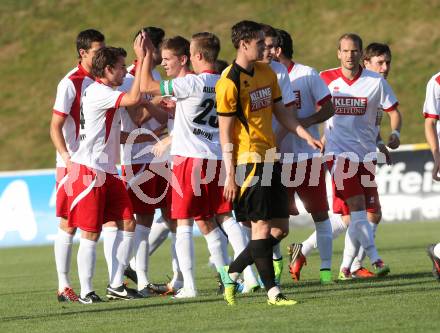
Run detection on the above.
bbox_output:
[148,216,170,256]
[351,221,378,272]
[176,225,196,292]
[301,214,347,257]
[341,210,379,270]
[134,224,151,290]
[434,243,440,258]
[315,219,333,270]
[102,226,118,281]
[110,230,134,289]
[203,227,228,270]
[222,218,258,286]
[77,237,97,298]
[54,228,74,292]
[170,232,183,288]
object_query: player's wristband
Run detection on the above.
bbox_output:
[391,130,400,139]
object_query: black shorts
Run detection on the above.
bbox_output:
[234,162,289,222]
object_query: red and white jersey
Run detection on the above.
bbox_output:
[120,69,163,165]
[320,67,398,160]
[52,63,94,167]
[160,71,222,160]
[269,61,296,106]
[423,71,440,121]
[279,62,332,161]
[71,80,125,174]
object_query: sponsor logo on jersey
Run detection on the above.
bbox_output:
[249,86,272,112]
[333,96,368,115]
[293,90,302,109]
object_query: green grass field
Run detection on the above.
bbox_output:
[1,222,439,333]
[1,0,440,170]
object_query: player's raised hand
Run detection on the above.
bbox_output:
[133,33,145,60]
[387,132,400,149]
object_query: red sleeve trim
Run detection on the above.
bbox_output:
[316,94,332,106]
[53,109,68,118]
[115,92,126,109]
[424,113,440,120]
[383,102,399,112]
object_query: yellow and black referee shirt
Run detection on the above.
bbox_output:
[216,61,282,165]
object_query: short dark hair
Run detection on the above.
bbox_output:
[261,24,280,47]
[76,29,105,57]
[92,47,127,78]
[161,36,190,59]
[135,26,165,49]
[276,29,293,59]
[214,59,229,74]
[338,33,363,51]
[363,42,392,62]
[231,20,262,49]
[191,32,220,63]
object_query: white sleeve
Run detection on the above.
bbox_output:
[163,75,196,99]
[423,76,440,119]
[379,78,398,111]
[310,69,332,105]
[278,68,295,106]
[53,78,76,116]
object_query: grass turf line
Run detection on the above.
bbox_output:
[0,222,439,333]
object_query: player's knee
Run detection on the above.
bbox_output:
[345,195,365,212]
[368,211,382,224]
[312,211,329,222]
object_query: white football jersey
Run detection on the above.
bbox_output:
[71,81,125,174]
[160,72,221,159]
[52,63,94,167]
[423,72,440,120]
[320,67,398,160]
[278,62,332,161]
[269,61,296,106]
[120,69,163,165]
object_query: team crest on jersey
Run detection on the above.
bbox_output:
[249,86,272,112]
[333,96,368,115]
[293,90,302,109]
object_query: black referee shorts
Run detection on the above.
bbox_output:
[234,162,289,222]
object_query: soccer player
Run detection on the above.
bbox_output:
[321,33,401,280]
[50,29,105,302]
[423,70,440,281]
[142,32,259,298]
[271,29,336,284]
[149,35,194,294]
[348,42,395,277]
[288,41,402,281]
[215,20,322,306]
[119,27,169,297]
[255,24,297,284]
[67,35,148,303]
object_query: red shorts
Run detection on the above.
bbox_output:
[171,156,232,220]
[326,157,381,215]
[67,163,133,233]
[121,163,169,215]
[285,158,329,215]
[55,167,69,218]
